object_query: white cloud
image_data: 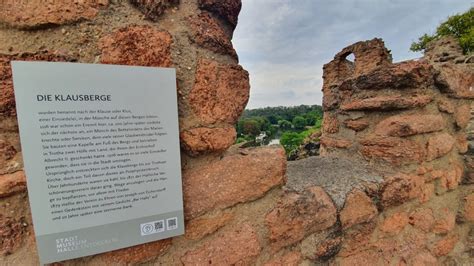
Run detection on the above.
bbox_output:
[233,0,473,109]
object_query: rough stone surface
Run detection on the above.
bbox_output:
[0,0,108,29]
[409,208,435,232]
[381,173,424,207]
[340,189,378,229]
[181,223,261,265]
[340,94,432,111]
[465,194,474,222]
[0,171,26,198]
[410,252,438,265]
[0,214,28,256]
[183,146,286,219]
[188,12,237,58]
[130,0,179,21]
[99,26,173,67]
[432,208,456,234]
[344,118,369,131]
[263,251,302,266]
[374,114,444,137]
[338,60,434,91]
[265,186,337,251]
[286,156,384,209]
[0,140,16,168]
[184,212,233,240]
[320,136,352,149]
[439,164,463,190]
[455,104,471,128]
[438,98,455,113]
[426,133,455,161]
[360,136,425,166]
[431,234,459,257]
[380,212,409,234]
[198,0,242,28]
[322,113,339,134]
[180,127,236,156]
[93,239,171,264]
[189,59,250,124]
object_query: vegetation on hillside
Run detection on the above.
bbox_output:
[410,7,474,54]
[236,105,323,155]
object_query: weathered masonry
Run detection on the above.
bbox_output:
[1,1,473,265]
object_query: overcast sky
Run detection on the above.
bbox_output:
[233,0,473,109]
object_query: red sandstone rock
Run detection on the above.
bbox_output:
[426,133,455,161]
[340,94,432,111]
[99,26,173,67]
[188,12,237,58]
[431,234,459,257]
[454,104,471,128]
[439,164,463,190]
[183,146,286,219]
[409,208,435,232]
[130,0,178,21]
[189,59,250,124]
[0,171,26,198]
[339,60,434,92]
[432,208,456,234]
[465,194,474,222]
[181,223,261,265]
[185,212,233,240]
[93,239,171,264]
[456,132,469,153]
[380,212,409,234]
[322,113,339,134]
[0,52,75,119]
[180,127,236,156]
[434,63,474,99]
[438,98,455,113]
[0,214,28,255]
[314,237,343,259]
[320,136,352,149]
[198,0,242,29]
[263,251,302,266]
[0,140,16,166]
[419,182,435,203]
[333,38,392,76]
[340,189,378,229]
[0,0,108,29]
[409,252,438,265]
[374,114,444,137]
[265,186,337,251]
[360,136,425,166]
[381,173,424,207]
[343,118,369,131]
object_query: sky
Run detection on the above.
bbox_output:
[232,0,473,109]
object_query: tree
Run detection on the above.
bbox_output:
[280,132,305,153]
[278,119,292,130]
[292,116,306,130]
[410,7,474,54]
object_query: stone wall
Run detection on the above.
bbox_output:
[0,1,288,265]
[1,1,473,265]
[319,37,474,264]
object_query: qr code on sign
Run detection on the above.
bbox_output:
[167,217,178,230]
[154,220,165,232]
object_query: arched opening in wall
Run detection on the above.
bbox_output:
[345,53,355,63]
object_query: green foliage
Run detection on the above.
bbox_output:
[236,104,324,153]
[278,119,293,130]
[410,7,474,54]
[292,116,306,130]
[280,132,305,153]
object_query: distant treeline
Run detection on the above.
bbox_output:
[240,105,323,125]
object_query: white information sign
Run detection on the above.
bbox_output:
[11,61,184,264]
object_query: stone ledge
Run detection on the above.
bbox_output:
[286,156,385,209]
